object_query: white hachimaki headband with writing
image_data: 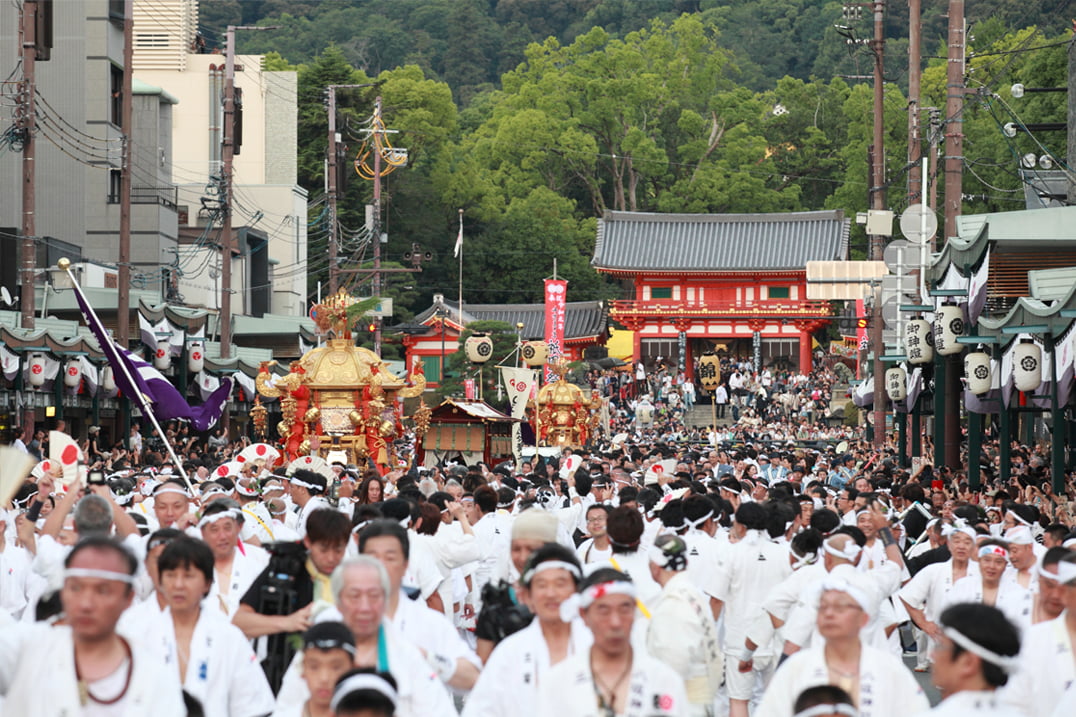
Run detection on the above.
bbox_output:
[289,475,324,492]
[522,560,582,586]
[197,508,242,529]
[579,580,637,609]
[329,674,398,712]
[979,544,1009,559]
[794,704,858,717]
[64,568,137,585]
[941,625,1020,673]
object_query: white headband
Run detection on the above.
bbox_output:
[942,626,1020,673]
[289,476,323,492]
[794,704,858,717]
[1042,560,1076,585]
[154,486,190,500]
[1003,526,1033,545]
[823,539,862,562]
[330,673,398,712]
[235,480,259,497]
[111,490,134,507]
[579,580,637,609]
[64,568,136,585]
[942,520,977,541]
[198,509,242,529]
[1007,510,1032,527]
[685,510,714,529]
[820,579,872,615]
[979,544,1009,559]
[791,550,818,570]
[523,560,582,585]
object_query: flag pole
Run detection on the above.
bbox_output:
[457,208,464,327]
[59,259,196,493]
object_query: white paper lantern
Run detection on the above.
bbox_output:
[101,365,117,392]
[154,339,171,370]
[464,333,494,364]
[904,319,934,365]
[188,341,205,374]
[63,358,82,388]
[521,340,549,368]
[1013,341,1042,392]
[27,353,47,387]
[885,366,907,401]
[934,305,965,356]
[964,352,992,395]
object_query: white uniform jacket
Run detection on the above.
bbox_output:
[914,690,1024,717]
[536,648,689,717]
[999,614,1076,716]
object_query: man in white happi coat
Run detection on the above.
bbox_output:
[754,579,927,717]
[289,469,333,539]
[999,552,1076,716]
[678,494,728,616]
[356,520,480,690]
[147,535,275,716]
[0,536,186,716]
[944,540,1033,633]
[199,499,270,617]
[647,534,723,717]
[900,524,980,669]
[913,602,1023,717]
[275,556,457,717]
[710,502,792,717]
[1002,526,1040,593]
[271,621,358,717]
[536,567,689,717]
[464,543,591,717]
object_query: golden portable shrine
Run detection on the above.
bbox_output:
[255,289,431,470]
[527,359,603,448]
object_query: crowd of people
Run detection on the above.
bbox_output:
[2,357,1076,717]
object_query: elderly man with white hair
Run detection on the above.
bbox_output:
[754,578,927,717]
[274,555,458,717]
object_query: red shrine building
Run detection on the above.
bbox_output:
[592,210,850,375]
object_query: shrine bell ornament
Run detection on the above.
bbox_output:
[154,339,171,370]
[188,341,204,374]
[904,319,934,365]
[521,340,549,368]
[964,352,992,395]
[464,333,494,364]
[697,352,721,392]
[1012,341,1042,392]
[885,366,907,401]
[28,353,47,387]
[63,358,81,388]
[934,304,965,356]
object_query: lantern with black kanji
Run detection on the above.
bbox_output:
[464,333,494,364]
[697,352,721,392]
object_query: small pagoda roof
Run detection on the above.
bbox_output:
[408,300,607,342]
[592,210,849,274]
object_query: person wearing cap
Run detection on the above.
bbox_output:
[198,498,270,617]
[998,552,1076,716]
[0,536,186,715]
[536,568,688,717]
[276,556,456,717]
[271,622,358,717]
[899,522,980,671]
[331,668,398,717]
[647,534,723,716]
[711,502,792,717]
[146,536,275,716]
[290,469,332,539]
[754,579,927,717]
[917,603,1022,717]
[356,520,480,690]
[943,539,1033,633]
[463,544,590,717]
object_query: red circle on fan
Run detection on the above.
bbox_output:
[256,445,267,456]
[217,466,227,476]
[61,445,79,465]
[236,456,246,463]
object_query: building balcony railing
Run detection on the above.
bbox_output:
[107,186,179,211]
[610,298,834,320]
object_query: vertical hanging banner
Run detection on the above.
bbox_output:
[544,279,568,383]
[500,366,537,463]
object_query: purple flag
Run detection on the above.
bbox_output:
[72,287,231,431]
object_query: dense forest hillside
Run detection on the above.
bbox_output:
[190,1,1072,345]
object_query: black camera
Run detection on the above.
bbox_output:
[87,469,107,486]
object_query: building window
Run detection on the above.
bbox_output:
[110,64,123,126]
[107,169,122,204]
[651,286,673,299]
[768,286,791,299]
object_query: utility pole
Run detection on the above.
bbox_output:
[869,0,887,449]
[372,97,384,355]
[907,0,922,202]
[941,0,966,468]
[220,25,237,360]
[326,82,377,296]
[117,0,133,346]
[18,0,38,332]
[1068,31,1076,205]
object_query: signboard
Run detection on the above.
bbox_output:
[362,298,394,318]
[752,331,761,373]
[543,279,567,383]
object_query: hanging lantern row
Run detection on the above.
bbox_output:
[904,318,934,365]
[154,339,171,370]
[964,352,992,395]
[101,365,117,393]
[934,304,965,356]
[28,352,47,387]
[189,341,205,374]
[464,333,494,364]
[521,340,548,368]
[63,358,82,388]
[1013,340,1041,392]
